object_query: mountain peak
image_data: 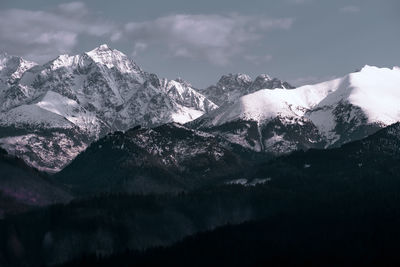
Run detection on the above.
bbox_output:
[85,44,141,74]
[255,74,272,80]
[87,44,117,56]
[360,64,378,72]
[202,72,294,106]
[249,74,295,91]
[0,53,37,82]
[220,73,252,81]
[217,73,252,89]
[48,54,78,69]
[89,44,112,53]
[174,77,192,87]
[98,44,110,50]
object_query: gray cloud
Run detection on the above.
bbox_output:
[0,4,293,66]
[0,2,115,62]
[121,14,294,65]
[0,2,293,65]
[132,42,148,57]
[57,1,88,16]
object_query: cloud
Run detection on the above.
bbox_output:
[132,42,148,57]
[122,14,294,65]
[0,2,115,62]
[340,6,361,13]
[58,1,88,16]
[0,4,293,66]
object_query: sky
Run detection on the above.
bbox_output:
[0,0,399,88]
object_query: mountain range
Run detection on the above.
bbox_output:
[1,44,399,174]
[1,44,400,266]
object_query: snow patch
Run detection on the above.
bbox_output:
[226,178,271,186]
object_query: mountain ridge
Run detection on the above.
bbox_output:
[0,44,398,172]
[189,65,400,155]
[54,122,262,196]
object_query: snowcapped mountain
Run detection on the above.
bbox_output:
[160,78,218,114]
[305,65,400,146]
[0,45,218,172]
[201,73,295,106]
[189,65,400,154]
[1,43,399,172]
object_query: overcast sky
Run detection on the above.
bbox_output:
[0,0,399,87]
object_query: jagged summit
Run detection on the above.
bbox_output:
[201,72,294,106]
[254,74,271,81]
[0,53,37,87]
[47,54,80,70]
[85,43,141,73]
[216,73,253,89]
[249,74,295,91]
[160,77,218,114]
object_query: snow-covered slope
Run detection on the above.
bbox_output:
[190,65,400,154]
[200,84,334,126]
[0,45,217,171]
[306,65,400,145]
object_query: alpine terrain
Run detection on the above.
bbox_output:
[1,45,400,267]
[1,45,399,176]
[190,65,400,154]
[1,0,399,266]
[0,45,218,172]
